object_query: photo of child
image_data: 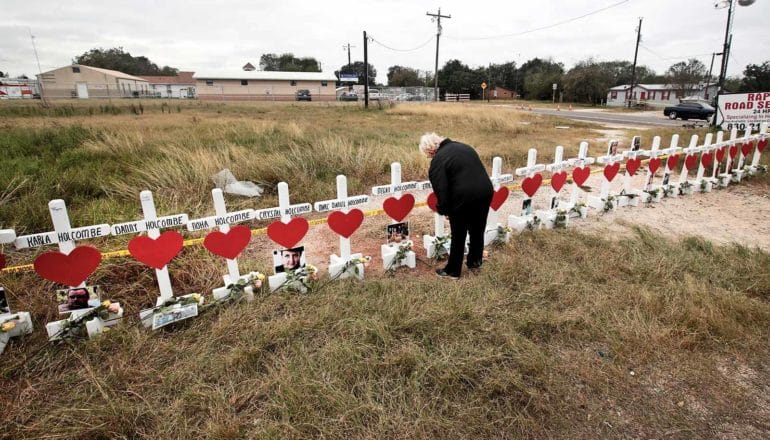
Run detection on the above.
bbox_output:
[607,139,619,156]
[521,199,533,216]
[386,222,409,244]
[273,246,306,274]
[632,136,642,151]
[0,288,9,314]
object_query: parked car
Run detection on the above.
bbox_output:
[338,92,358,102]
[663,102,715,121]
[295,89,312,101]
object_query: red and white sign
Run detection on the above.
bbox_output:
[717,92,770,132]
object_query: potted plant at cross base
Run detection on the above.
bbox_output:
[644,187,662,203]
[662,184,676,198]
[699,179,713,193]
[553,209,569,229]
[569,201,588,219]
[602,195,618,214]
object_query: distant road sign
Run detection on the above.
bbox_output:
[339,73,358,82]
[481,82,487,90]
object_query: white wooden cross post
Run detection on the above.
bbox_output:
[691,133,716,193]
[540,146,573,225]
[677,135,700,196]
[587,141,625,212]
[1,229,33,354]
[619,137,652,206]
[422,191,448,260]
[111,191,195,328]
[485,156,514,240]
[187,189,257,301]
[718,128,740,187]
[562,141,595,218]
[748,122,768,174]
[710,131,725,181]
[257,182,313,292]
[314,175,370,280]
[508,149,546,232]
[372,163,417,271]
[730,128,754,182]
[636,136,666,203]
[14,200,120,340]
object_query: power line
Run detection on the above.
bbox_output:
[369,35,434,52]
[445,0,630,41]
[638,43,712,62]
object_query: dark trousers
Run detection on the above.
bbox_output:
[444,200,491,276]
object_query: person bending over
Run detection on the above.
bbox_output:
[420,132,493,279]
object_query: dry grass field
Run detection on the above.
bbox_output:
[1,100,768,439]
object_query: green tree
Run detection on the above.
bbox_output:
[665,58,706,94]
[486,61,518,92]
[335,62,376,86]
[739,61,770,92]
[0,70,5,78]
[74,47,178,76]
[437,59,485,99]
[518,58,564,100]
[386,66,422,86]
[259,53,321,72]
[563,59,613,104]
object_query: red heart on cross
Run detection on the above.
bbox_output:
[603,163,620,182]
[33,245,102,287]
[327,209,364,238]
[551,171,568,192]
[666,154,680,171]
[716,147,726,163]
[684,155,698,171]
[490,187,510,211]
[758,138,768,153]
[572,166,591,186]
[648,157,662,174]
[0,253,5,270]
[203,225,252,260]
[383,194,415,222]
[427,192,438,212]
[625,158,641,176]
[701,152,713,168]
[521,174,543,198]
[266,217,309,249]
[128,230,184,269]
[741,142,753,157]
[729,144,738,159]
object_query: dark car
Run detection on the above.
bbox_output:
[663,102,715,121]
[295,89,312,101]
[338,92,358,102]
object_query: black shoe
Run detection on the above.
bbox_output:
[435,268,460,280]
[467,261,483,270]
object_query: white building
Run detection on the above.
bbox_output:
[606,83,719,107]
[140,71,196,98]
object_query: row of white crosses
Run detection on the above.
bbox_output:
[12,200,123,340]
[1,228,33,354]
[508,149,547,231]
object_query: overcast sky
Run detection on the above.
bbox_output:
[2,0,768,81]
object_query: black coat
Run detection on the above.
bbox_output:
[428,139,494,216]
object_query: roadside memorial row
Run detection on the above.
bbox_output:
[0,124,767,350]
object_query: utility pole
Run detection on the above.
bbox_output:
[342,43,355,66]
[713,0,735,126]
[29,28,48,107]
[704,51,722,105]
[427,8,451,102]
[363,31,369,109]
[628,17,642,108]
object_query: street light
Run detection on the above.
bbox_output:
[711,0,755,126]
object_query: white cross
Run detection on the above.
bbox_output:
[595,141,625,200]
[734,128,754,172]
[710,131,725,179]
[621,138,651,194]
[546,145,572,205]
[314,174,369,260]
[0,229,15,245]
[566,141,596,204]
[721,127,740,177]
[487,156,514,228]
[694,133,715,183]
[186,189,256,293]
[254,182,312,224]
[515,148,546,211]
[677,135,700,185]
[14,200,110,289]
[749,122,768,170]
[111,191,189,302]
[371,162,419,199]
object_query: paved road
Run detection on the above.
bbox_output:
[525,108,708,128]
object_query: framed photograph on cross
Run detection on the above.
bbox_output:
[56,286,100,314]
[386,222,410,245]
[273,246,306,274]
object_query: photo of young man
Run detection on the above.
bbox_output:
[386,222,409,245]
[56,286,100,313]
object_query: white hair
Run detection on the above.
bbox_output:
[419,132,446,157]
